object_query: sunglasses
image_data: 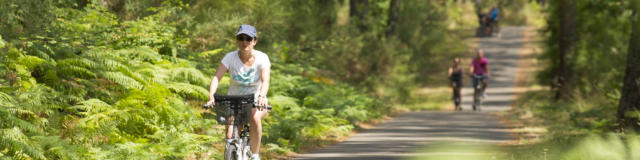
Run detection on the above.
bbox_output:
[236,36,254,42]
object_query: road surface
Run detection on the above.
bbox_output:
[295,26,529,160]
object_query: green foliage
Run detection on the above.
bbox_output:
[539,0,631,99]
[507,90,638,159]
[0,128,46,160]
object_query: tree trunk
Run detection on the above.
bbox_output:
[617,6,640,132]
[554,0,576,101]
[386,0,399,37]
[350,0,369,30]
[318,0,336,27]
[473,0,483,15]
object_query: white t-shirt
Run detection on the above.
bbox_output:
[221,50,270,100]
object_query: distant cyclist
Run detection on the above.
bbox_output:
[207,24,271,160]
[489,6,499,24]
[470,49,489,100]
[488,6,500,35]
[448,57,463,111]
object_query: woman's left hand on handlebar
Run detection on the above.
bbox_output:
[257,96,267,111]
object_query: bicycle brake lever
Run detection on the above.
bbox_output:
[203,102,214,108]
[253,102,272,112]
[265,105,272,112]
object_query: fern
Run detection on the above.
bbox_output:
[0,128,46,160]
[118,67,150,87]
[83,49,119,60]
[169,67,209,86]
[58,58,97,69]
[15,84,56,116]
[0,92,15,106]
[115,46,162,62]
[71,99,111,116]
[165,82,208,100]
[102,71,143,89]
[106,142,159,160]
[32,136,86,160]
[136,65,169,84]
[0,108,42,134]
[97,59,127,71]
[75,106,123,142]
[0,91,45,135]
[0,35,5,49]
[269,95,301,110]
[16,55,46,70]
[59,65,97,79]
[56,59,97,79]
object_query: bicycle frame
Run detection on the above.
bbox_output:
[472,75,485,111]
[228,123,251,160]
[204,94,271,160]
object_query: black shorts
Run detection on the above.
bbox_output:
[451,80,462,88]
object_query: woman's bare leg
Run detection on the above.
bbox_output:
[250,109,268,154]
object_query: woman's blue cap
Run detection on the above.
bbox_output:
[236,25,257,38]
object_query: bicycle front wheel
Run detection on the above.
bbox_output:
[225,145,238,160]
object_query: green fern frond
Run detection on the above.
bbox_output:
[58,65,97,79]
[83,49,131,69]
[28,43,55,61]
[57,58,96,69]
[16,55,46,70]
[83,49,120,60]
[119,68,150,87]
[71,99,111,116]
[97,59,127,71]
[136,65,169,84]
[116,46,161,62]
[76,106,122,136]
[56,59,97,79]
[0,92,16,106]
[13,84,56,117]
[33,135,95,160]
[198,48,223,58]
[0,35,5,49]
[269,95,301,110]
[165,82,208,100]
[0,108,42,134]
[0,128,46,160]
[102,72,143,89]
[169,67,208,86]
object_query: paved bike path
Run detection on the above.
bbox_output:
[295,26,528,160]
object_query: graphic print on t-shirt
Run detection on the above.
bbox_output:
[231,68,256,86]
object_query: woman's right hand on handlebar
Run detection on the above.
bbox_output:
[204,98,215,108]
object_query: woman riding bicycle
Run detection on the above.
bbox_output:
[206,24,270,160]
[448,57,463,111]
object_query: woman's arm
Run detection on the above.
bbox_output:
[469,65,474,76]
[486,63,490,77]
[208,64,228,104]
[257,67,271,108]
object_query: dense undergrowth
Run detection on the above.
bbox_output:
[506,90,640,160]
[502,1,639,158]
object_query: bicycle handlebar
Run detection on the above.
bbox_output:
[203,94,272,111]
[203,103,272,111]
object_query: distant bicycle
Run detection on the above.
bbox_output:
[471,74,485,111]
[204,94,271,160]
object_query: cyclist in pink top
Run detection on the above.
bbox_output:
[470,49,489,101]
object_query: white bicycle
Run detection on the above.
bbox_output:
[204,94,271,160]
